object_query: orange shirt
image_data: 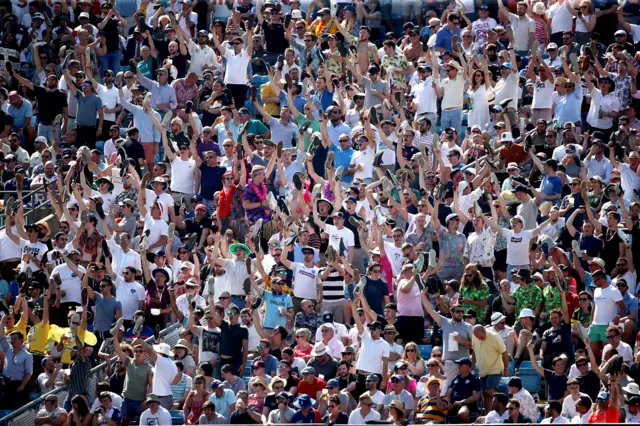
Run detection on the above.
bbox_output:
[499,143,526,165]
[587,406,618,423]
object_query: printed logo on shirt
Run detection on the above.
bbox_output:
[510,237,523,243]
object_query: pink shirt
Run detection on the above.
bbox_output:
[396,279,424,317]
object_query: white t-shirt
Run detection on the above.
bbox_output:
[493,72,519,110]
[0,228,22,261]
[170,157,197,194]
[351,146,375,180]
[592,285,623,325]
[140,407,173,426]
[223,49,251,85]
[325,224,355,255]
[19,238,48,272]
[91,392,123,411]
[561,393,589,418]
[547,0,574,34]
[411,80,439,115]
[290,262,319,299]
[53,263,87,304]
[153,355,178,397]
[532,77,555,109]
[144,189,175,222]
[196,325,221,363]
[355,330,390,375]
[315,322,349,342]
[602,341,633,363]
[471,17,498,46]
[97,84,120,122]
[384,241,404,276]
[143,214,169,254]
[114,275,146,320]
[541,416,571,423]
[500,229,534,266]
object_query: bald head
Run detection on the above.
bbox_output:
[473,325,486,340]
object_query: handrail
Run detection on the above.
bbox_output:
[0,186,53,231]
[0,322,183,425]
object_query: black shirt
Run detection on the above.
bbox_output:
[102,17,121,52]
[218,320,249,358]
[283,374,299,392]
[307,357,338,380]
[449,373,481,411]
[230,408,261,424]
[262,22,287,54]
[576,370,601,402]
[0,110,14,134]
[185,217,213,243]
[169,53,190,79]
[32,86,68,124]
[199,87,231,127]
[121,138,146,174]
[543,369,568,401]
[542,323,572,361]
[322,412,349,425]
[337,373,357,391]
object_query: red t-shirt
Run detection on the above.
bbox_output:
[587,406,618,423]
[297,377,326,399]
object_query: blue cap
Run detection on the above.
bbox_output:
[500,63,512,69]
[344,5,355,12]
[345,196,358,203]
[597,391,609,401]
[211,380,222,389]
[277,391,292,399]
[326,379,339,388]
[390,374,404,381]
[394,361,408,369]
[454,357,472,366]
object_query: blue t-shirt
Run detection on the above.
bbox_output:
[263,290,294,329]
[540,174,563,203]
[209,388,236,419]
[620,292,638,317]
[329,145,354,184]
[7,99,33,128]
[93,294,122,333]
[543,369,568,401]
[291,409,317,423]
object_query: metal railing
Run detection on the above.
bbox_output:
[0,322,183,426]
[0,186,53,230]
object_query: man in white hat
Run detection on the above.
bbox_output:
[132,338,179,409]
[307,342,339,380]
[139,394,172,425]
[513,308,541,365]
[316,323,345,359]
[488,312,517,357]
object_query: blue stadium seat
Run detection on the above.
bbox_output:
[170,410,185,425]
[417,344,432,360]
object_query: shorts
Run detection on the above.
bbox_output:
[494,249,507,272]
[588,324,608,343]
[402,0,422,17]
[121,398,144,419]
[480,374,501,390]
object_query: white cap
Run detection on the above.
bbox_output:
[79,11,90,18]
[291,9,303,19]
[501,132,514,143]
[491,312,505,326]
[546,42,558,50]
[518,308,535,319]
[34,136,49,146]
[507,162,519,170]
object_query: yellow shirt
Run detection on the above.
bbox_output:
[260,83,280,117]
[6,319,27,338]
[27,321,50,355]
[472,330,507,377]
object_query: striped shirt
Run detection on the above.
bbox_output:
[320,268,345,302]
[68,357,91,399]
[416,395,449,423]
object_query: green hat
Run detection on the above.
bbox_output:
[229,243,251,256]
[94,176,114,192]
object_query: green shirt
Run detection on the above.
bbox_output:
[123,356,154,401]
[459,283,491,324]
[513,284,543,315]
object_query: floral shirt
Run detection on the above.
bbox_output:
[494,215,510,251]
[543,285,563,313]
[406,226,435,253]
[324,47,342,76]
[294,311,323,338]
[463,226,497,266]
[459,283,490,324]
[610,72,633,109]
[242,180,273,225]
[513,284,543,316]
[381,53,410,91]
[436,225,466,267]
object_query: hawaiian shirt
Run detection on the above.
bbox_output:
[294,311,323,338]
[324,47,342,76]
[543,285,563,313]
[609,72,632,109]
[463,226,497,266]
[381,53,410,91]
[513,284,543,315]
[459,283,490,324]
[436,225,466,267]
